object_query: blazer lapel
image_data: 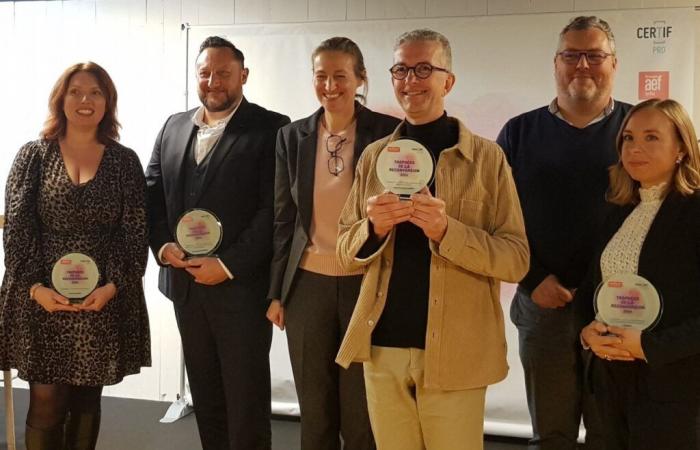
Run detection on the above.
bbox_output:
[297,109,322,234]
[165,112,197,212]
[638,192,684,276]
[193,99,249,204]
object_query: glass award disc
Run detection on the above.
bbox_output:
[376,139,435,197]
[51,253,100,303]
[594,273,663,331]
[175,209,223,256]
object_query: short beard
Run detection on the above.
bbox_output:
[567,84,600,102]
[198,90,237,113]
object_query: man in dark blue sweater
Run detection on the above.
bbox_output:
[497,16,632,450]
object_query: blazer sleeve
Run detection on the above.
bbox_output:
[217,113,291,279]
[268,126,296,300]
[3,142,46,285]
[642,214,700,367]
[104,147,148,291]
[145,116,173,264]
[432,148,530,283]
[642,316,700,367]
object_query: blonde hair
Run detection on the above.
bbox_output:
[608,98,700,205]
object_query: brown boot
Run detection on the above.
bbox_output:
[62,412,100,450]
[24,423,64,450]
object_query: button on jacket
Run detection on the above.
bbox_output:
[335,118,530,390]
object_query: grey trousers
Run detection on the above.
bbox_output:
[285,269,375,450]
[510,288,604,450]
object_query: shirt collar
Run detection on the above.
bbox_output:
[191,101,240,129]
[549,97,615,127]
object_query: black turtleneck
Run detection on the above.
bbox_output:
[371,112,458,349]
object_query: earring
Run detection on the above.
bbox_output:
[676,155,684,164]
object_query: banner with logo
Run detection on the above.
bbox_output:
[187,7,695,438]
[625,16,691,103]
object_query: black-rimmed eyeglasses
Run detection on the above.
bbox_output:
[326,134,347,176]
[389,63,450,80]
[557,50,613,65]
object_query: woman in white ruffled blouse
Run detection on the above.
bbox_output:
[575,98,700,450]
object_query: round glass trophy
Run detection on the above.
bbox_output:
[51,253,100,304]
[376,139,435,198]
[594,273,663,331]
[175,208,223,257]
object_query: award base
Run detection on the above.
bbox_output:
[159,396,193,423]
[184,253,218,261]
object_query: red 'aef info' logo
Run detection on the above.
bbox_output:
[638,71,669,100]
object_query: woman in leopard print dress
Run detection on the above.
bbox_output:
[0,62,150,450]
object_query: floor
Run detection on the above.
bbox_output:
[0,388,528,449]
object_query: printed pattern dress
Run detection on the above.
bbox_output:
[0,139,150,385]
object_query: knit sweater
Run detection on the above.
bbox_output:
[496,101,632,292]
[298,119,362,276]
[371,113,458,348]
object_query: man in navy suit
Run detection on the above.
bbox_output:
[146,36,290,450]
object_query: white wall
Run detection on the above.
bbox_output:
[0,0,698,408]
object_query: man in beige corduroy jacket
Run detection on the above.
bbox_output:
[335,29,529,450]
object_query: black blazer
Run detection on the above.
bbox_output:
[574,190,700,400]
[146,98,290,304]
[268,103,400,304]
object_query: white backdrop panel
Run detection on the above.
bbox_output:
[185,8,695,437]
[0,2,694,438]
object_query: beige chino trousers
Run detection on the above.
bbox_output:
[363,346,487,450]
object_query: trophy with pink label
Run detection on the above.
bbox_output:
[376,139,435,199]
[594,273,663,331]
[175,209,223,257]
[51,253,100,304]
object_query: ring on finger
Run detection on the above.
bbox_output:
[604,354,612,361]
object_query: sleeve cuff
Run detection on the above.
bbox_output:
[217,258,234,279]
[435,216,468,262]
[354,224,392,264]
[580,332,591,350]
[157,243,170,265]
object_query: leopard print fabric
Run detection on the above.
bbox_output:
[0,139,151,385]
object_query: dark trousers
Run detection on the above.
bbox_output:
[285,269,375,450]
[591,359,700,450]
[174,292,272,450]
[510,288,604,450]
